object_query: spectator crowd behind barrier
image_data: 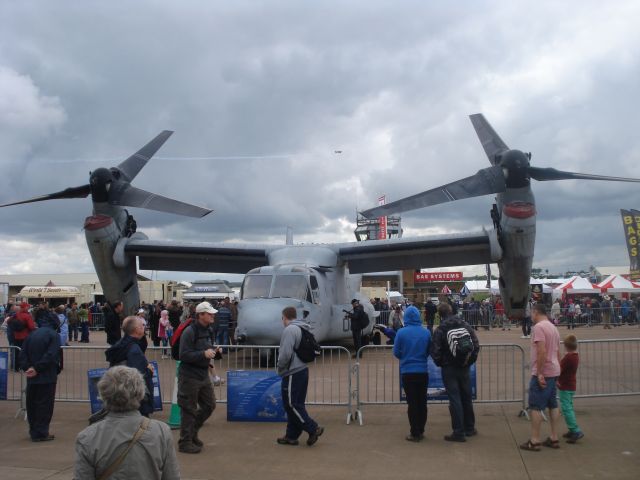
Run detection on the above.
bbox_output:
[28,338,640,426]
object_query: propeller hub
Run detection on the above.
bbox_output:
[499,150,530,189]
[90,168,114,202]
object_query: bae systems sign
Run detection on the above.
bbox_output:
[414,272,463,283]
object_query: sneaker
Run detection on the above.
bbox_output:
[179,443,202,454]
[307,426,324,446]
[406,434,421,442]
[566,431,584,444]
[465,429,478,437]
[277,437,299,445]
[444,434,466,442]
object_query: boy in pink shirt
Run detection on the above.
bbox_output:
[521,303,561,452]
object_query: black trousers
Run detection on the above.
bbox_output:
[441,365,475,437]
[178,374,216,447]
[402,373,428,437]
[352,328,362,355]
[26,383,57,440]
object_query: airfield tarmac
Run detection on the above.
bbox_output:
[1,326,639,479]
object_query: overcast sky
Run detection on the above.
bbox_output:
[1,0,639,282]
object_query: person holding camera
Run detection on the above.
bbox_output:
[177,301,221,454]
[345,299,369,358]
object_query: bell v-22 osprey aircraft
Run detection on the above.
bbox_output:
[3,115,638,345]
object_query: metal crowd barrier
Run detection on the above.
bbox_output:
[89,313,105,330]
[553,307,638,328]
[50,338,640,425]
[0,346,26,419]
[353,344,527,425]
[573,338,640,398]
[56,344,354,420]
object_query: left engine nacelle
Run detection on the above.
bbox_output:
[84,214,139,315]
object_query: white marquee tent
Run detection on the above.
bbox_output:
[597,275,640,294]
[552,276,599,299]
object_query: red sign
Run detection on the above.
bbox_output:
[377,195,387,240]
[414,272,463,283]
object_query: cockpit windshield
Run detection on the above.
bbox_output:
[241,275,272,299]
[271,275,311,302]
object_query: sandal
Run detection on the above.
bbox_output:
[520,439,541,451]
[542,437,560,449]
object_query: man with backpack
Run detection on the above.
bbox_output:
[177,301,220,454]
[431,302,480,442]
[276,306,324,447]
[105,316,155,417]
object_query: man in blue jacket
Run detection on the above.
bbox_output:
[393,306,431,442]
[20,317,62,442]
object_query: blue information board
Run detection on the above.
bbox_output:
[400,357,477,401]
[227,371,286,422]
[0,352,7,400]
[88,360,162,413]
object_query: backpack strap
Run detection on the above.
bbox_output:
[97,417,150,480]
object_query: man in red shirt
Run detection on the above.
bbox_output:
[521,303,561,451]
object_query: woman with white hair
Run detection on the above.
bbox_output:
[74,366,179,479]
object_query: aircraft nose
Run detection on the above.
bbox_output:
[236,299,300,345]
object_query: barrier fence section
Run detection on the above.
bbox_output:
[0,346,24,401]
[574,338,640,398]
[0,346,26,419]
[354,344,526,425]
[89,313,104,330]
[56,345,354,421]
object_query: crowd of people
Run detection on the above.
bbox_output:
[0,291,606,476]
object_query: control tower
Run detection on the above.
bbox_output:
[354,214,402,242]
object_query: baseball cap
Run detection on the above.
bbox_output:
[196,301,218,314]
[351,299,359,304]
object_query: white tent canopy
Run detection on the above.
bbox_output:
[465,279,552,296]
[553,276,599,299]
[597,275,640,293]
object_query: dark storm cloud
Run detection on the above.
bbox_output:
[1,1,639,275]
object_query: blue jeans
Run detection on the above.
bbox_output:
[281,369,318,440]
[441,365,475,436]
[216,328,229,350]
[528,376,558,410]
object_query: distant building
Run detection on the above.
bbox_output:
[0,273,181,306]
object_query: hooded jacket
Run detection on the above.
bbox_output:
[12,305,37,341]
[277,320,309,377]
[392,306,431,374]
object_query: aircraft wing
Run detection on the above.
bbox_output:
[335,231,500,274]
[124,239,270,273]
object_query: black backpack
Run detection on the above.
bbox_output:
[446,325,475,367]
[295,326,322,363]
[9,316,26,332]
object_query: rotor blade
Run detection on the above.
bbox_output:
[361,165,506,218]
[0,184,91,207]
[114,185,212,218]
[529,166,640,183]
[469,114,509,165]
[116,130,174,181]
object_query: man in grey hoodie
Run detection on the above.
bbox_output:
[276,306,324,446]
